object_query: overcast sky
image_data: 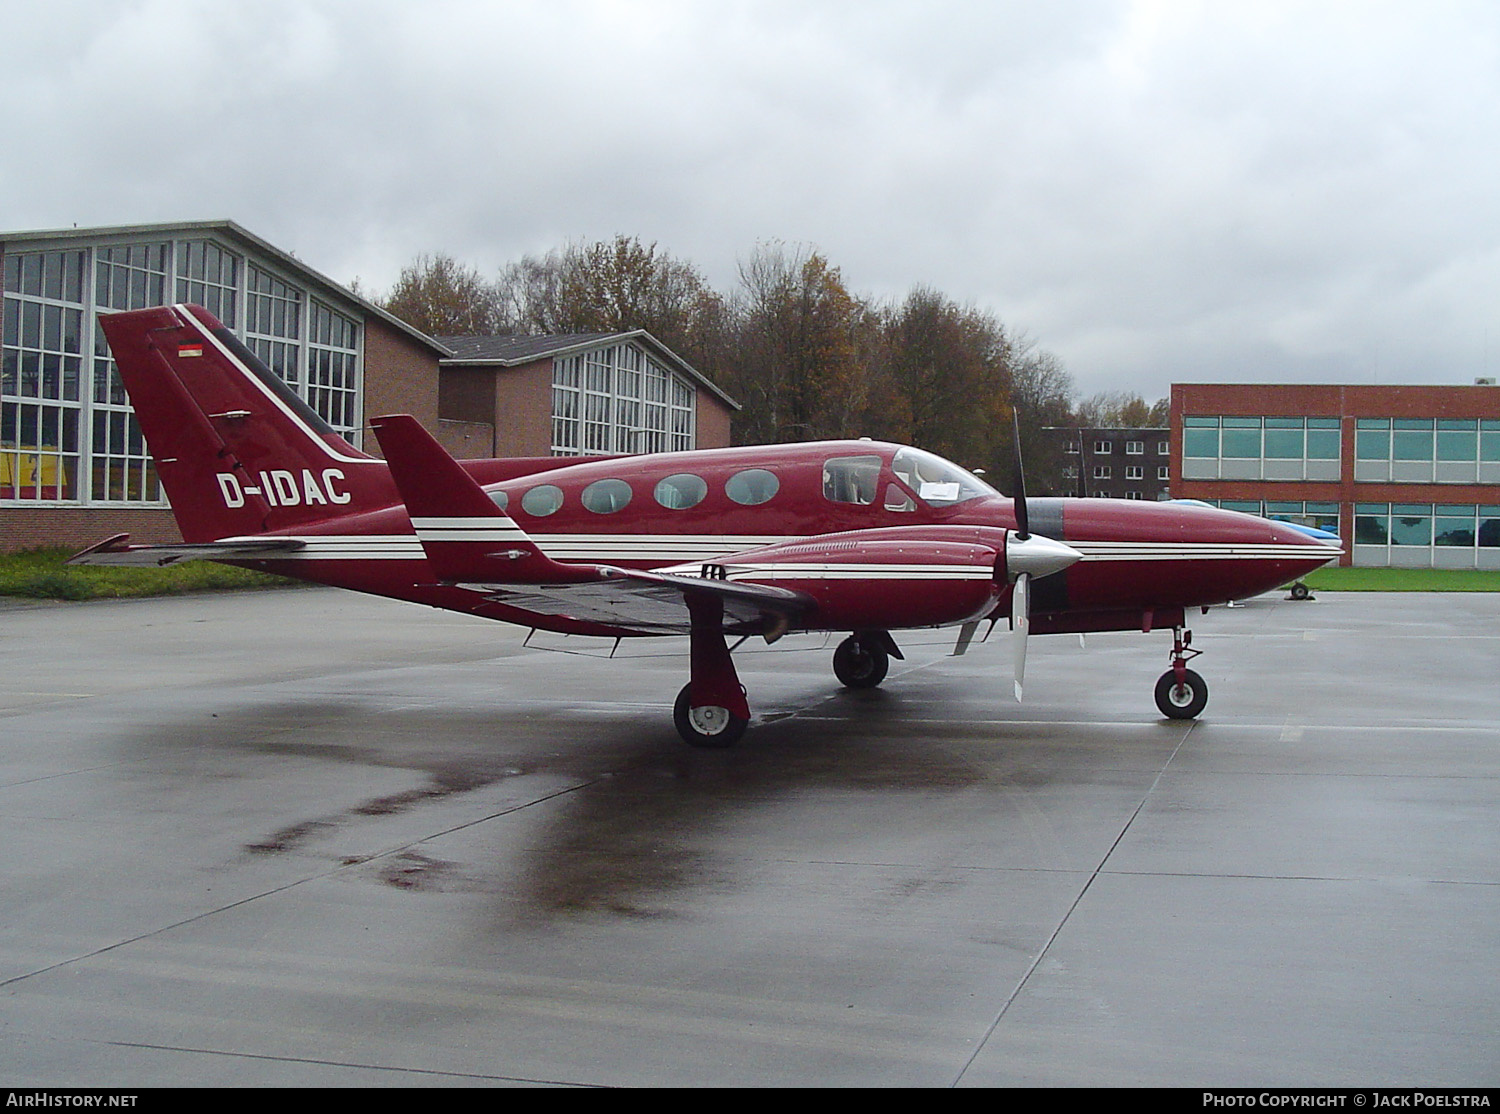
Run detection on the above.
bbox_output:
[5,0,1500,400]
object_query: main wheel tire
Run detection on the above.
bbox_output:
[673,684,747,748]
[1155,668,1209,720]
[833,636,889,689]
[1290,582,1311,600]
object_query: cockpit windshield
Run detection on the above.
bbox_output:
[890,446,999,506]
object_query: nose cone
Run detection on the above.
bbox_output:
[1007,532,1082,581]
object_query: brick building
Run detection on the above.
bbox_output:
[1,221,736,553]
[1170,383,1500,568]
[437,333,736,459]
[1043,425,1173,500]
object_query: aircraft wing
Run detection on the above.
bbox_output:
[463,566,813,635]
[67,533,306,567]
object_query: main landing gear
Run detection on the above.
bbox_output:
[1154,627,1209,720]
[675,592,751,748]
[673,622,908,747]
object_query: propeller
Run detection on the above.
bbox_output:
[1004,407,1081,700]
[1011,408,1032,701]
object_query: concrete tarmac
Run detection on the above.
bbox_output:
[1,586,1496,1087]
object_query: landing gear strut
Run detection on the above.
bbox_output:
[675,591,750,748]
[1154,627,1209,720]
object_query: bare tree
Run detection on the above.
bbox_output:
[1008,339,1078,496]
[1074,390,1168,427]
[380,253,503,336]
[725,242,870,444]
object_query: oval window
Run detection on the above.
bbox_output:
[654,473,708,510]
[581,478,633,514]
[487,489,509,512]
[520,484,563,517]
[725,468,779,506]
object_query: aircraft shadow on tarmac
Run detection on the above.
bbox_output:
[117,676,1146,925]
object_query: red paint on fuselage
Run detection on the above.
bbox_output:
[247,441,1336,638]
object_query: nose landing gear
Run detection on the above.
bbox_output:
[1155,627,1209,719]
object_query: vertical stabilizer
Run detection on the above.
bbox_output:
[100,304,397,541]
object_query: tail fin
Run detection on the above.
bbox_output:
[100,304,398,541]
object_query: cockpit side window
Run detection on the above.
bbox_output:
[823,455,883,505]
[891,447,998,506]
[883,484,916,512]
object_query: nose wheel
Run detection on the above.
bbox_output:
[1155,627,1209,719]
[833,634,891,689]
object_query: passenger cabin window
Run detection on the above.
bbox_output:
[725,468,779,506]
[581,478,632,514]
[521,484,563,516]
[823,455,882,505]
[654,473,707,510]
[487,489,509,512]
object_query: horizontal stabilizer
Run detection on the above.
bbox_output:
[67,533,305,567]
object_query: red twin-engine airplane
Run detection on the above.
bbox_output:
[71,304,1340,746]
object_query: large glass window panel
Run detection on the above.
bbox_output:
[1355,504,1389,545]
[176,241,239,326]
[1392,419,1434,461]
[1219,417,1260,458]
[1480,422,1500,463]
[1436,421,1477,461]
[1479,507,1500,548]
[1356,420,1390,460]
[1434,506,1477,547]
[1262,419,1304,459]
[1390,504,1432,546]
[1306,420,1340,459]
[1183,424,1218,458]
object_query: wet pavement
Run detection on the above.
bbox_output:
[1,587,1496,1087]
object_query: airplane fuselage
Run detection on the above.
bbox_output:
[235,439,1338,639]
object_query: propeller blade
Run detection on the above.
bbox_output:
[1011,406,1030,540]
[1012,571,1031,702]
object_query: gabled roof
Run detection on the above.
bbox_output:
[437,334,619,363]
[0,218,454,358]
[436,329,739,410]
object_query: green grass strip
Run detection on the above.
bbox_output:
[1301,566,1500,592]
[0,547,302,600]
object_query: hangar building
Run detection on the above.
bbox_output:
[1,221,735,553]
[1171,382,1500,568]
